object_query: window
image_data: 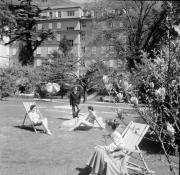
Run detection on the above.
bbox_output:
[68,40,74,46]
[12,48,17,55]
[58,11,61,18]
[47,47,53,54]
[81,32,85,40]
[92,47,96,54]
[109,59,115,67]
[52,12,56,18]
[57,22,61,29]
[36,59,42,67]
[40,12,47,18]
[83,10,88,17]
[49,12,53,18]
[115,9,122,15]
[119,22,123,28]
[81,46,85,53]
[82,21,86,27]
[37,24,42,30]
[67,11,74,16]
[57,34,60,41]
[2,36,9,43]
[37,47,41,55]
[49,23,52,29]
[101,46,106,54]
[5,46,9,55]
[41,47,47,57]
[115,9,119,15]
[67,27,74,30]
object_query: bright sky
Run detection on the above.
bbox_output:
[71,0,94,3]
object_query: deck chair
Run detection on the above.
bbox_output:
[121,121,155,174]
[79,113,105,129]
[62,113,105,130]
[22,102,44,133]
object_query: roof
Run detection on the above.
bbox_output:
[40,5,82,10]
[34,0,79,8]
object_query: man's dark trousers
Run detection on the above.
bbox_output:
[70,92,81,118]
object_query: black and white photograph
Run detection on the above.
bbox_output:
[0,0,179,174]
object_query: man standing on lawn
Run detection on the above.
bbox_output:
[70,86,81,120]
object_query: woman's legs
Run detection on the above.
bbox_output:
[87,147,107,175]
[87,148,127,175]
[69,119,93,131]
[41,118,52,135]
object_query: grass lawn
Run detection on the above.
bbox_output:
[0,97,179,175]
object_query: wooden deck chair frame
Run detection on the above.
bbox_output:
[22,102,44,133]
[121,121,155,175]
[78,113,105,129]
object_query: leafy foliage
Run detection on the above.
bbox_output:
[89,1,180,72]
[2,0,53,65]
[130,47,180,174]
[59,36,73,56]
[46,50,77,84]
[0,64,40,94]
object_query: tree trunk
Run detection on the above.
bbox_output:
[83,87,87,103]
[27,40,34,65]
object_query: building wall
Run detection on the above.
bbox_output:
[9,5,123,73]
[0,37,10,67]
[40,6,83,19]
[33,6,84,69]
[39,20,81,31]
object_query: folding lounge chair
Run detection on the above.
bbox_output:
[22,102,44,133]
[121,121,155,174]
[79,113,105,129]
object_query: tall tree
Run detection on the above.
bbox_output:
[89,0,180,72]
[3,0,53,65]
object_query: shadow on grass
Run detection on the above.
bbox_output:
[139,133,162,154]
[57,117,71,120]
[14,125,44,133]
[133,118,163,154]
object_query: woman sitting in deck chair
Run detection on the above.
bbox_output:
[28,104,52,135]
[69,106,104,131]
[86,119,128,175]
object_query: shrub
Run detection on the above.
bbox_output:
[132,49,180,155]
[0,65,42,95]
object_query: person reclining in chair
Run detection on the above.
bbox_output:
[69,106,104,131]
[28,104,52,135]
[85,119,128,175]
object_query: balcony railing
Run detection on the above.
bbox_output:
[39,15,81,20]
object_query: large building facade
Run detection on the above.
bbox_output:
[34,5,124,71]
[2,2,125,73]
[0,37,10,67]
[33,5,94,74]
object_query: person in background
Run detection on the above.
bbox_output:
[69,86,81,120]
[28,104,52,135]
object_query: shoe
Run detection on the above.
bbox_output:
[46,130,52,135]
[76,166,91,174]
